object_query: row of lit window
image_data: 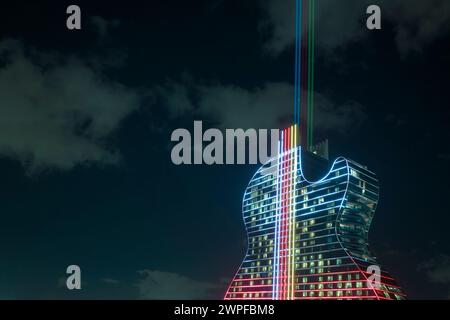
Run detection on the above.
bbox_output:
[228,289,374,299]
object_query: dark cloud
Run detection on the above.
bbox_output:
[195,81,293,129]
[391,0,450,55]
[314,93,367,134]
[157,77,367,134]
[419,254,450,284]
[90,16,121,41]
[0,39,141,173]
[100,278,120,285]
[417,254,450,298]
[207,0,225,12]
[258,0,450,56]
[136,270,224,300]
[385,114,408,127]
[437,154,450,161]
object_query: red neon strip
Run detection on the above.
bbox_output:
[278,130,283,300]
[294,288,392,293]
[284,128,289,300]
[225,295,381,300]
[230,279,403,290]
[229,288,383,294]
[231,270,395,282]
[282,128,287,297]
[285,126,290,300]
[347,255,381,300]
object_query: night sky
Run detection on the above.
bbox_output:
[0,0,449,299]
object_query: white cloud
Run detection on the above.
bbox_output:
[0,39,141,173]
[158,78,366,134]
[259,0,450,56]
[419,254,450,284]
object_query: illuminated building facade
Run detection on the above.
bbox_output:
[225,125,406,300]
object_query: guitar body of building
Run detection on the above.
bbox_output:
[225,126,406,300]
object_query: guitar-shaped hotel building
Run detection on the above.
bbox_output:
[225,0,406,300]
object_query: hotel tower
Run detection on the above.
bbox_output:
[225,126,406,300]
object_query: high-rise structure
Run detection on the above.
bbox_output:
[225,125,406,300]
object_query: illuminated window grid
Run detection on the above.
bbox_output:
[225,125,406,300]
